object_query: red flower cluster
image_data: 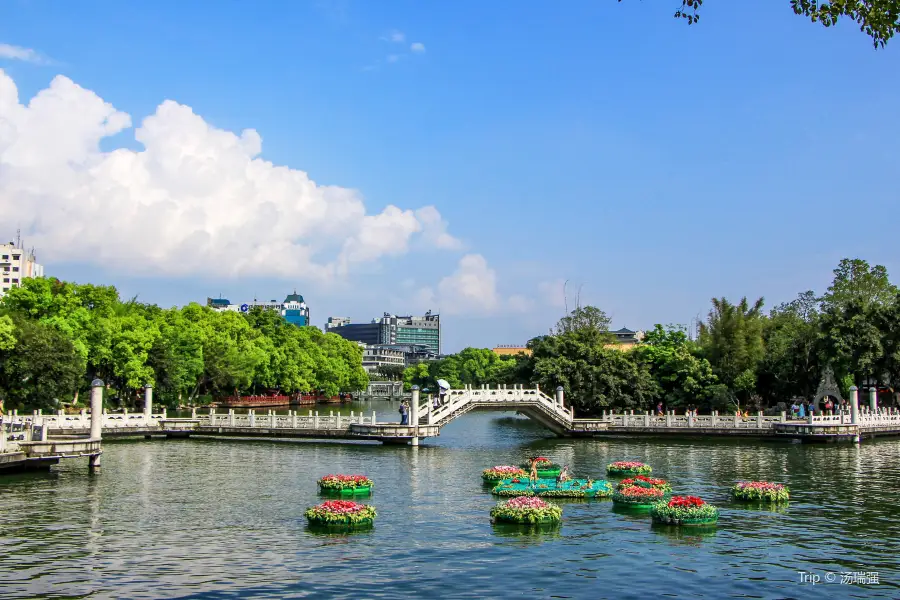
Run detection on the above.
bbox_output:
[636,475,667,486]
[668,496,705,508]
[619,486,664,498]
[317,500,367,514]
[736,481,784,491]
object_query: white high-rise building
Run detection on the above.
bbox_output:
[0,241,44,298]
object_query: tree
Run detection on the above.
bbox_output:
[632,324,720,410]
[0,318,86,411]
[698,297,766,404]
[554,305,613,336]
[0,315,15,351]
[757,292,823,404]
[821,258,897,314]
[645,0,900,47]
[375,364,406,381]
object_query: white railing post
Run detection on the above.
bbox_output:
[229,409,235,427]
[734,413,739,427]
[850,386,859,425]
[209,407,215,426]
[372,410,377,425]
[757,411,764,428]
[90,378,104,441]
[644,411,650,427]
[291,410,297,428]
[869,387,878,411]
[270,410,275,428]
[143,384,153,421]
[249,409,255,427]
[556,386,564,409]
[780,411,786,423]
[191,406,197,419]
[410,387,420,446]
[666,411,672,427]
[688,411,694,428]
[314,411,319,429]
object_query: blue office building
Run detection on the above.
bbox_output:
[206,292,310,327]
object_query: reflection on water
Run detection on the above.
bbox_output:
[1,404,899,599]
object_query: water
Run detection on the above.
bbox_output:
[2,401,898,599]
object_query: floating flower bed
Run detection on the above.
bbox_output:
[492,478,613,498]
[731,481,790,503]
[607,461,652,476]
[490,496,562,525]
[612,485,668,507]
[317,474,374,495]
[305,500,376,527]
[617,475,672,494]
[482,466,528,482]
[518,457,562,478]
[650,496,719,526]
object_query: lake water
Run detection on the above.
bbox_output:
[2,400,898,599]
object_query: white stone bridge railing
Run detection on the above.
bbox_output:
[419,385,573,429]
[591,410,787,430]
[196,409,378,429]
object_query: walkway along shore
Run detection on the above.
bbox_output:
[4,385,899,473]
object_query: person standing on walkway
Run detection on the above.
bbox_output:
[399,401,409,425]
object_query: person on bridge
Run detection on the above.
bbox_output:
[399,401,409,425]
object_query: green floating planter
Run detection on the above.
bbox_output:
[612,486,670,509]
[650,496,719,526]
[317,475,374,495]
[305,500,376,528]
[607,461,652,476]
[616,476,672,494]
[493,478,613,498]
[482,466,528,483]
[731,481,789,503]
[490,497,562,525]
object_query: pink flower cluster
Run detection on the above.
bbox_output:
[736,481,784,491]
[505,496,551,509]
[316,500,367,514]
[610,461,646,469]
[490,466,524,474]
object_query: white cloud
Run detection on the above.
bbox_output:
[381,31,405,43]
[0,43,50,65]
[410,42,426,53]
[386,54,401,63]
[416,254,500,315]
[0,69,459,283]
[538,279,568,308]
[508,294,534,313]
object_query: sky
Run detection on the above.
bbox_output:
[1,0,898,353]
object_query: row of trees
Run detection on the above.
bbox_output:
[403,258,900,417]
[0,278,369,411]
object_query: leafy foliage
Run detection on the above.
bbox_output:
[631,0,900,47]
[0,278,368,410]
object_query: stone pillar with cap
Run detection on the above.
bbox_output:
[869,387,878,411]
[89,378,104,471]
[410,386,420,446]
[143,383,153,420]
[556,386,564,409]
[850,386,859,425]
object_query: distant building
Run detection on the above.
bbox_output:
[492,345,532,357]
[607,327,643,350]
[325,317,351,330]
[206,292,310,326]
[362,345,406,374]
[0,240,43,298]
[329,311,441,355]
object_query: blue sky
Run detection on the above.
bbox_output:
[1,0,898,352]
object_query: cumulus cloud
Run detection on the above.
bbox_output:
[0,43,50,65]
[415,254,500,315]
[0,69,459,283]
[410,42,426,53]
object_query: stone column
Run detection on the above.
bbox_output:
[850,386,859,425]
[90,379,104,441]
[426,395,432,425]
[89,378,104,472]
[143,384,153,420]
[869,387,878,411]
[556,386,564,409]
[410,386,420,446]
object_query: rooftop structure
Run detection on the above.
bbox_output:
[206,292,310,326]
[0,237,44,298]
